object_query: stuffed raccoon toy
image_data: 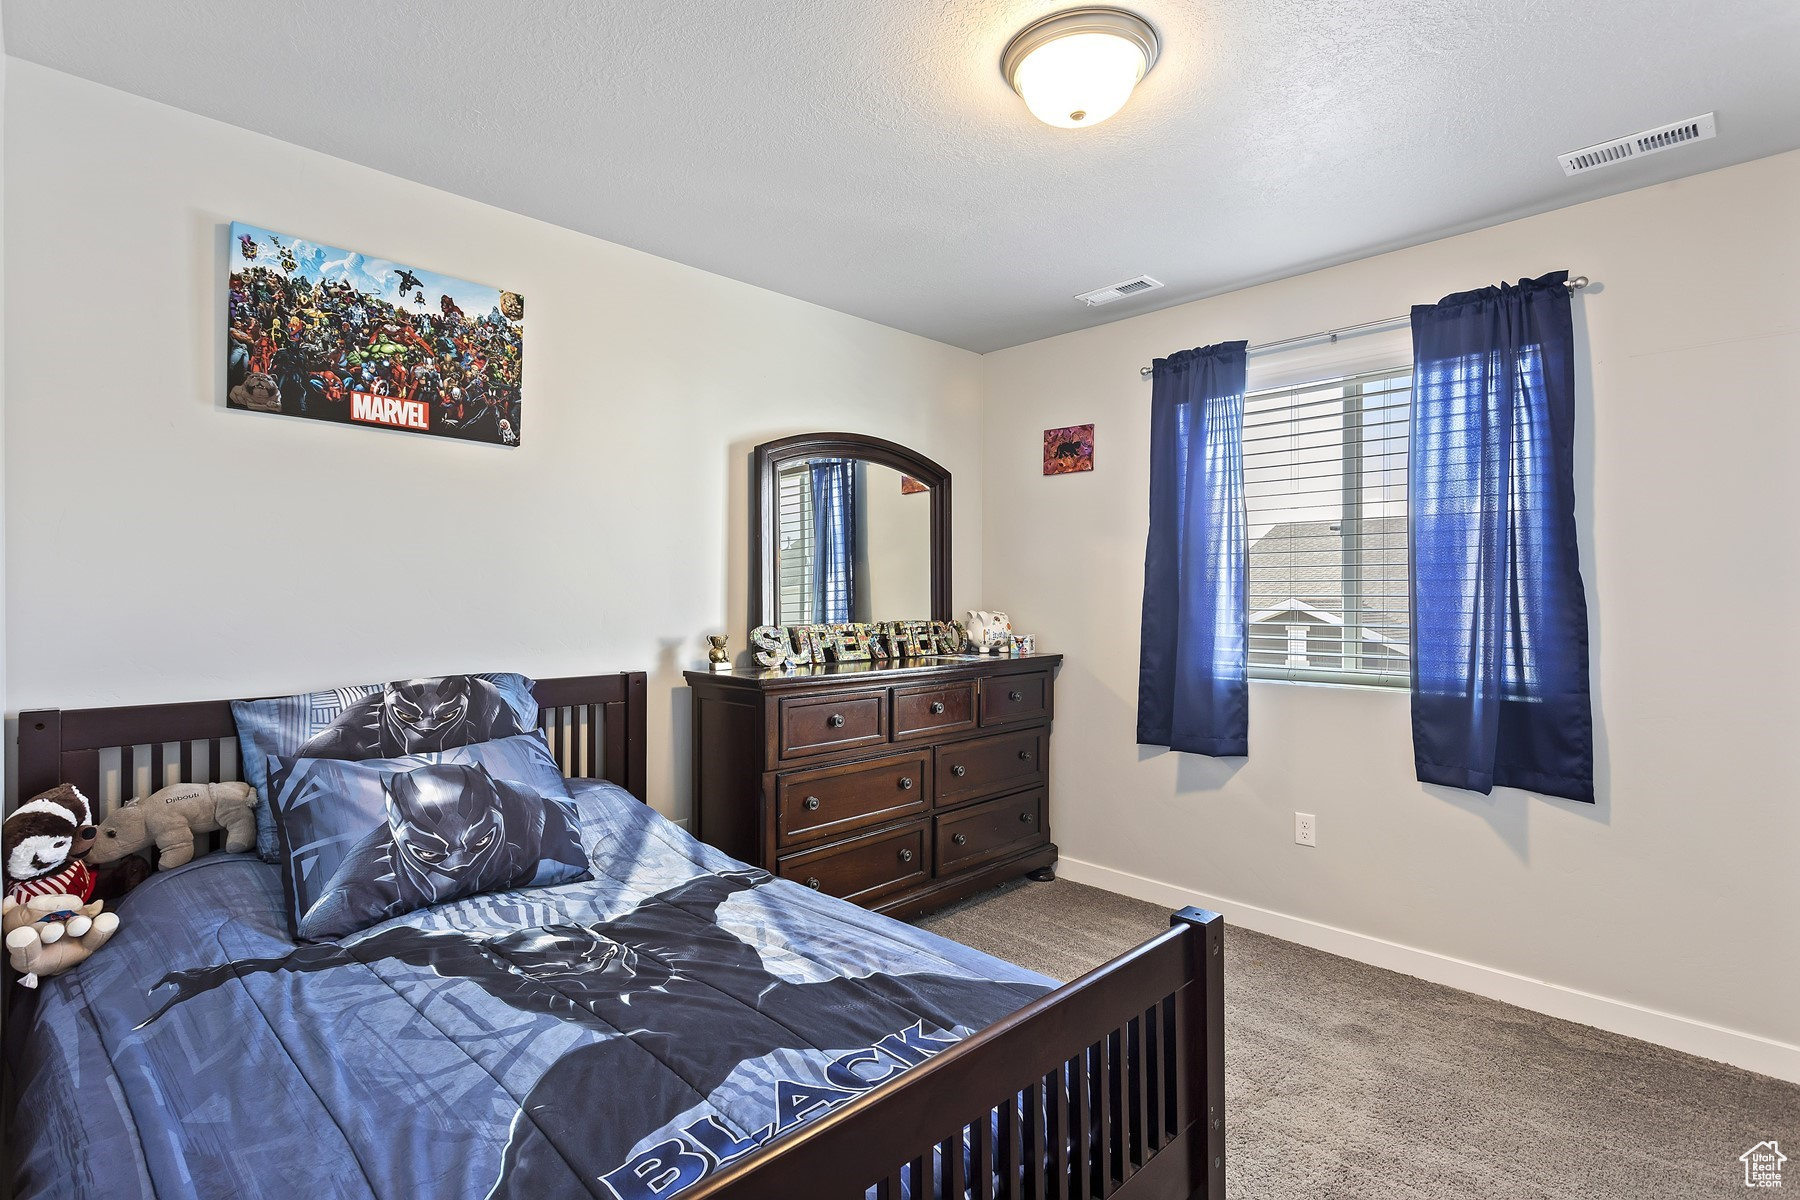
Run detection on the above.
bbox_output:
[4,784,100,905]
[3,783,150,908]
[2,784,133,986]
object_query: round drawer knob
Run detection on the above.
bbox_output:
[952,833,968,846]
[1009,690,1024,702]
[1020,811,1034,823]
[803,796,821,811]
[898,848,914,863]
[899,776,915,790]
[805,876,822,890]
[951,764,967,777]
[828,714,846,728]
[1018,750,1032,760]
[930,701,945,715]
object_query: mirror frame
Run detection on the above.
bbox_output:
[751,432,952,630]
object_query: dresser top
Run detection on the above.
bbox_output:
[685,653,1059,692]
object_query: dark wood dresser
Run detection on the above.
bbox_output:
[684,655,1059,920]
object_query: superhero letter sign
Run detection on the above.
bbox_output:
[227,222,524,447]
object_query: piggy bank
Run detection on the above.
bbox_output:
[964,611,1012,654]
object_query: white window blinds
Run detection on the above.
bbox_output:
[776,464,813,624]
[1244,367,1413,687]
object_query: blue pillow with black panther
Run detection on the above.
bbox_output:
[265,732,589,941]
[233,673,539,862]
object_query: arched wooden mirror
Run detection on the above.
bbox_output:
[751,432,951,630]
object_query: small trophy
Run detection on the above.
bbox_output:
[706,634,732,671]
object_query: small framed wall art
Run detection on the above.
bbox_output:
[1043,424,1094,475]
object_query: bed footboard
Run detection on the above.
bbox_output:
[690,907,1226,1200]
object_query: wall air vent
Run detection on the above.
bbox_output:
[1075,275,1164,307]
[1559,112,1716,177]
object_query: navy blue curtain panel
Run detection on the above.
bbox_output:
[1409,271,1593,803]
[1137,342,1250,756]
[809,460,854,624]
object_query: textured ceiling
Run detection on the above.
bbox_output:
[7,0,1799,352]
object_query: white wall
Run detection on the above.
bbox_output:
[860,462,933,618]
[2,62,984,820]
[980,150,1800,1079]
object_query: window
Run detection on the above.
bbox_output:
[776,464,815,623]
[775,461,855,624]
[1245,367,1412,687]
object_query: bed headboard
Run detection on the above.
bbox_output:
[14,671,649,817]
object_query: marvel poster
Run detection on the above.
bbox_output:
[227,222,524,446]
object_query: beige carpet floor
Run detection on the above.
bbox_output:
[916,878,1799,1200]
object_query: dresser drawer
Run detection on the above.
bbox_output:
[688,656,1059,916]
[892,681,977,742]
[778,690,888,760]
[778,823,929,905]
[776,751,930,847]
[935,728,1046,806]
[979,671,1051,727]
[935,790,1046,875]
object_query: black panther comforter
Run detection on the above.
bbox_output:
[7,781,1052,1199]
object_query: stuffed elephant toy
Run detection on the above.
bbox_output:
[87,781,259,870]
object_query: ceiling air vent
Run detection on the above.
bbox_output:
[1075,275,1164,307]
[1558,112,1716,177]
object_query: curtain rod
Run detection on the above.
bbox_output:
[1137,275,1590,378]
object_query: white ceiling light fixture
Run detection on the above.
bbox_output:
[1002,7,1160,130]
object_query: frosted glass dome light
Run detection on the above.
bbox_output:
[1003,8,1160,130]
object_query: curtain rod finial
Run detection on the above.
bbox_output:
[1568,275,1589,290]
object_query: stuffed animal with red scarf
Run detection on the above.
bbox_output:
[5,784,101,905]
[2,784,137,985]
[3,784,148,908]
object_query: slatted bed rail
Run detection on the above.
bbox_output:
[690,907,1227,1200]
[18,698,242,816]
[14,672,651,825]
[533,671,649,798]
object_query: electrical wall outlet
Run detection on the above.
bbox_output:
[1294,812,1317,847]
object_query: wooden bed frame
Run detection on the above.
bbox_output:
[11,672,1225,1200]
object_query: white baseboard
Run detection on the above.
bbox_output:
[1056,856,1800,1085]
